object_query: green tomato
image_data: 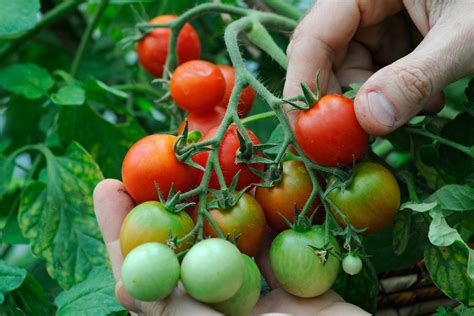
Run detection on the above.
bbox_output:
[180,238,244,303]
[121,242,179,301]
[342,254,363,275]
[270,226,340,298]
[213,254,261,316]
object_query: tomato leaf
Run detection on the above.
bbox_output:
[0,64,54,99]
[0,260,27,303]
[0,0,39,36]
[429,184,474,211]
[428,208,463,247]
[51,84,86,106]
[392,211,411,256]
[18,142,106,289]
[400,201,438,213]
[55,267,124,316]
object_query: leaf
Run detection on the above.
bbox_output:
[51,84,86,106]
[0,260,27,303]
[0,155,15,199]
[55,267,124,316]
[0,64,54,99]
[0,0,39,36]
[392,211,411,256]
[430,184,474,211]
[342,83,363,99]
[425,241,474,305]
[428,208,462,247]
[265,125,285,155]
[332,258,379,313]
[400,201,438,213]
[18,142,106,289]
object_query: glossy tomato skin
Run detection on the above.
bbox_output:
[255,160,325,232]
[193,125,263,190]
[295,94,369,166]
[137,15,200,78]
[122,134,197,203]
[327,162,400,234]
[181,238,245,303]
[121,242,179,301]
[120,201,194,256]
[342,254,363,275]
[177,106,226,136]
[170,60,225,113]
[216,65,255,117]
[212,254,261,316]
[192,193,266,256]
[270,226,340,298]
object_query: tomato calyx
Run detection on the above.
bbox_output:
[253,163,283,188]
[174,129,208,171]
[235,130,273,165]
[155,182,194,214]
[307,243,340,265]
[207,172,247,210]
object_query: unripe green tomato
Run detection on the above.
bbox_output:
[212,254,261,316]
[342,254,363,275]
[180,238,245,303]
[121,242,179,301]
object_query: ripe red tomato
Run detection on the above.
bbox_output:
[255,160,325,232]
[193,125,263,190]
[191,193,266,256]
[122,134,198,203]
[327,162,400,234]
[216,65,255,117]
[295,94,369,166]
[177,106,226,136]
[170,60,225,113]
[137,15,200,78]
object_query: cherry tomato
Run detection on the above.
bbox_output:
[177,106,226,136]
[327,162,400,234]
[212,254,261,316]
[192,193,266,256]
[295,94,369,166]
[170,60,225,113]
[122,134,198,203]
[137,15,200,78]
[342,254,363,275]
[255,160,325,232]
[193,125,263,190]
[120,201,194,256]
[216,65,255,117]
[181,238,245,303]
[270,226,340,298]
[121,243,179,301]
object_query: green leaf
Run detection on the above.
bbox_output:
[0,155,15,199]
[430,184,474,211]
[55,267,124,316]
[18,142,106,289]
[0,260,27,303]
[392,211,410,256]
[400,201,438,213]
[0,0,39,36]
[0,64,54,99]
[425,241,474,305]
[428,208,462,247]
[343,83,363,99]
[265,125,285,155]
[51,84,86,106]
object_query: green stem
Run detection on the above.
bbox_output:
[70,0,109,77]
[204,210,226,239]
[246,22,288,69]
[113,84,161,98]
[0,0,86,61]
[403,127,474,158]
[241,111,276,125]
[262,0,303,20]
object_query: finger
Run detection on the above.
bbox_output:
[335,41,375,87]
[354,8,474,135]
[93,179,135,280]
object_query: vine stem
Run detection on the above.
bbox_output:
[241,111,276,125]
[70,0,109,77]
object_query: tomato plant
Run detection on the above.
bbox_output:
[295,94,369,166]
[170,60,226,113]
[137,15,201,78]
[327,162,400,234]
[121,242,180,301]
[122,134,198,203]
[178,106,226,136]
[216,65,255,117]
[180,238,245,303]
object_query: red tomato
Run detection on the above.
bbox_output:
[178,107,226,136]
[137,15,200,78]
[122,134,198,203]
[295,94,369,166]
[216,65,255,117]
[255,160,325,232]
[170,60,225,113]
[193,125,263,190]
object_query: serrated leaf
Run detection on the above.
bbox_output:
[400,201,438,213]
[18,142,106,289]
[429,184,474,211]
[51,84,86,106]
[0,260,27,303]
[55,267,124,316]
[0,64,54,99]
[0,0,39,36]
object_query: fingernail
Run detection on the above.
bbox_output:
[367,91,396,127]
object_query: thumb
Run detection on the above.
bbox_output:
[354,13,474,136]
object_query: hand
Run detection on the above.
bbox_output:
[284,0,474,135]
[93,179,370,315]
